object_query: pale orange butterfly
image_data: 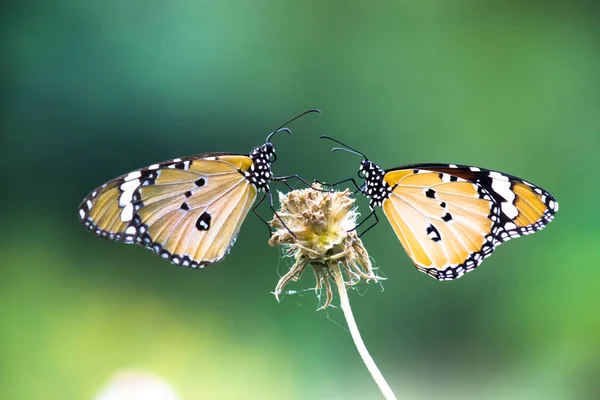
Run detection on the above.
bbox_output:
[78,110,320,268]
[320,136,559,280]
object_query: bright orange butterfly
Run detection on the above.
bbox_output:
[78,110,320,268]
[321,136,559,280]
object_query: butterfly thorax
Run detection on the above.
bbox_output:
[360,160,392,207]
[246,143,275,192]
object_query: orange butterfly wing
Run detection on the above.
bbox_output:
[79,154,257,267]
[381,164,557,280]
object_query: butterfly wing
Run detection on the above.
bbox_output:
[79,154,258,267]
[381,164,558,280]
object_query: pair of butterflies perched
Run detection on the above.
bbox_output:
[78,110,558,280]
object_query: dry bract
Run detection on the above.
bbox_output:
[269,185,383,309]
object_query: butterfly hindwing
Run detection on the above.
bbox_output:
[79,154,258,267]
[380,164,558,280]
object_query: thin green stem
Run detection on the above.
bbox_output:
[331,263,398,400]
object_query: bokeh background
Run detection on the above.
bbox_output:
[2,1,599,399]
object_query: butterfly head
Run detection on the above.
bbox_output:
[262,141,276,160]
[358,159,374,177]
[248,110,321,192]
[320,136,392,206]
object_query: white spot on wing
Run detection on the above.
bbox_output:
[79,209,85,219]
[491,179,515,202]
[119,179,140,206]
[86,200,92,209]
[120,203,134,222]
[469,167,481,172]
[501,202,519,219]
[125,226,137,235]
[504,222,517,230]
[120,179,140,192]
[125,171,141,181]
[441,174,452,183]
[119,189,134,206]
[489,171,509,181]
[148,164,160,170]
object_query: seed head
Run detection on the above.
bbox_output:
[269,185,383,309]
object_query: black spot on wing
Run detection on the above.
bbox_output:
[195,211,211,231]
[426,224,441,242]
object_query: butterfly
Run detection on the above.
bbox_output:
[320,136,559,281]
[78,110,320,268]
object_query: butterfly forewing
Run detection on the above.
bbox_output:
[79,154,258,268]
[381,164,557,280]
[408,164,558,240]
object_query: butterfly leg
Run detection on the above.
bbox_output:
[252,192,298,239]
[274,174,324,191]
[252,194,273,236]
[315,177,363,194]
[350,208,379,238]
[268,190,298,238]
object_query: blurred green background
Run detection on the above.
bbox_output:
[2,1,599,399]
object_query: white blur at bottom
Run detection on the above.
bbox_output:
[95,370,180,400]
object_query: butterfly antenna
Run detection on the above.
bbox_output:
[319,135,368,159]
[266,109,321,143]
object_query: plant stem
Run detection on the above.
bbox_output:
[331,264,398,400]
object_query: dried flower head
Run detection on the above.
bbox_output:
[269,185,384,309]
